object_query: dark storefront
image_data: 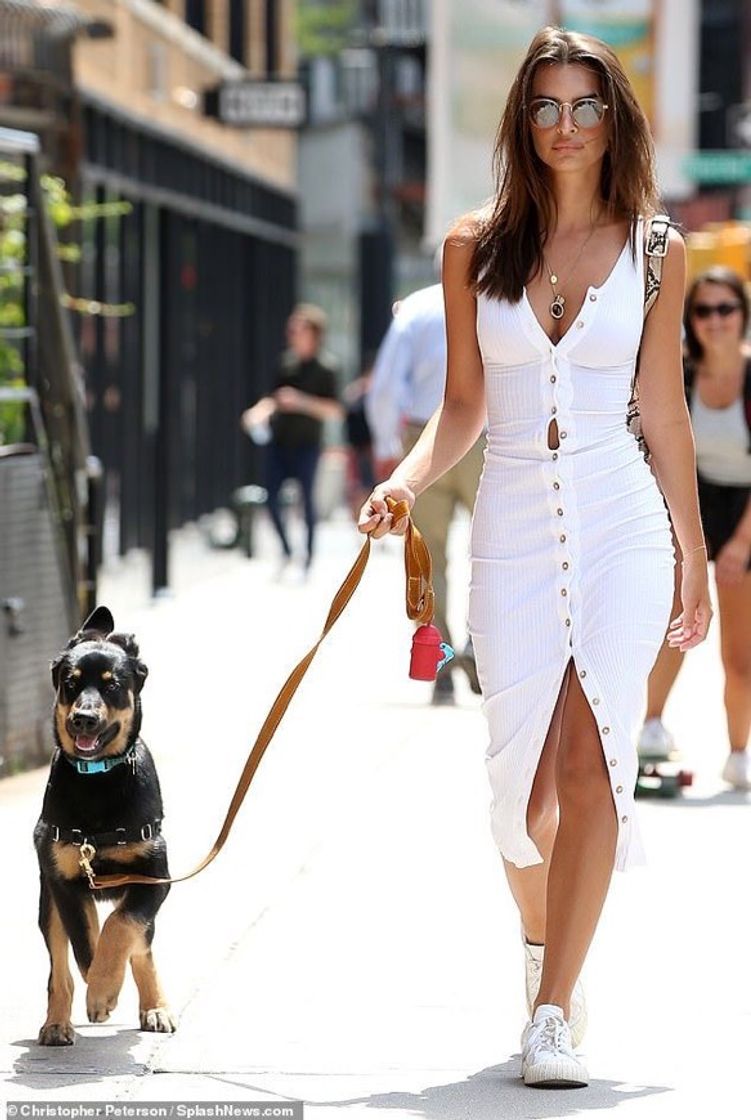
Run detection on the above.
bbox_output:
[76,97,298,590]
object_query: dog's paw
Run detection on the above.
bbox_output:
[86,982,118,1023]
[140,1006,177,1033]
[38,1021,75,1046]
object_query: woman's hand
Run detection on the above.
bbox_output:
[714,535,751,586]
[667,555,713,651]
[357,481,415,538]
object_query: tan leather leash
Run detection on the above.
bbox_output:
[88,497,430,890]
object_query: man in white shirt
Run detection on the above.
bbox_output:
[366,284,485,704]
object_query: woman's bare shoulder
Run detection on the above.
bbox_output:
[445,209,487,249]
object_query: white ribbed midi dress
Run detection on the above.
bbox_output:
[468,219,675,873]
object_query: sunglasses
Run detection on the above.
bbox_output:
[529,96,609,130]
[691,302,743,320]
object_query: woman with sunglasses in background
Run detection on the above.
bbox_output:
[639,267,751,790]
[358,26,710,1089]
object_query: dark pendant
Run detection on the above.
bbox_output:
[550,294,565,320]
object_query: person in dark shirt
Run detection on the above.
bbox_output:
[242,304,342,572]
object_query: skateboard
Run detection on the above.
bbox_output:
[635,751,694,798]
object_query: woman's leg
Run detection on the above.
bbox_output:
[534,669,618,1017]
[645,552,684,720]
[504,661,618,1019]
[716,571,751,750]
[503,664,569,945]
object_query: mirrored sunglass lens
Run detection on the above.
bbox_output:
[531,101,559,128]
[572,100,603,127]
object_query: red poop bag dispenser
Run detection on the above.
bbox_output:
[409,623,455,681]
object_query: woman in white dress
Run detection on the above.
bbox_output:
[358,26,711,1088]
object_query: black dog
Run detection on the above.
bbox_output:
[34,606,176,1045]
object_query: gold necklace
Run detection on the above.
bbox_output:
[543,224,599,320]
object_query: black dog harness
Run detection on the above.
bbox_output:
[46,820,162,847]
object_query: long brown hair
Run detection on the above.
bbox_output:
[684,267,750,361]
[469,26,661,302]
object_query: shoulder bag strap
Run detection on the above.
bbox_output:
[643,213,671,318]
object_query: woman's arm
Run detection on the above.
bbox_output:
[637,228,712,649]
[358,225,486,537]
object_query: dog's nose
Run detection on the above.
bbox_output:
[70,710,100,734]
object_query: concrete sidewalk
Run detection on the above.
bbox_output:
[2,509,750,1118]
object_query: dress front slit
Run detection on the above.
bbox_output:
[468,217,675,873]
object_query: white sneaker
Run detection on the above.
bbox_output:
[638,717,676,760]
[721,750,751,791]
[523,934,587,1048]
[521,1004,589,1088]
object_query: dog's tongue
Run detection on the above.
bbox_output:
[75,734,99,754]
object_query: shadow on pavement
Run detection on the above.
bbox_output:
[9,1027,153,1090]
[205,1062,673,1119]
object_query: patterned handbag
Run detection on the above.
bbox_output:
[626,213,672,460]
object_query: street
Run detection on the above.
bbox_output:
[1,510,750,1119]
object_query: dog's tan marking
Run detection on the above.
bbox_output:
[52,838,154,881]
[131,949,176,1033]
[38,896,75,1046]
[71,669,81,679]
[86,910,144,1023]
[100,710,134,760]
[52,845,85,881]
[97,840,154,863]
[79,895,100,980]
[101,671,113,680]
[55,707,76,755]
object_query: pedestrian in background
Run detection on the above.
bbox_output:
[242,304,343,576]
[358,26,710,1088]
[639,267,751,789]
[366,282,485,705]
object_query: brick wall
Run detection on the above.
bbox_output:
[72,0,297,190]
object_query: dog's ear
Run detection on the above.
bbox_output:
[109,632,148,693]
[51,652,66,691]
[79,605,114,638]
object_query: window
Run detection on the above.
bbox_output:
[185,0,205,36]
[265,0,278,76]
[229,0,246,65]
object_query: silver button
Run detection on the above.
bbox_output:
[565,618,571,627]
[560,431,568,439]
[602,726,610,734]
[562,561,569,570]
[561,589,567,596]
[553,481,561,490]
[560,534,566,543]
[557,508,564,516]
[589,294,597,302]
[592,698,600,706]
[551,406,557,415]
[576,320,584,329]
[579,669,586,678]
[552,452,559,460]
[609,758,617,767]
[621,815,629,824]
[550,375,557,383]
[616,785,623,794]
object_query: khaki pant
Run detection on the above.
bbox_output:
[402,421,485,648]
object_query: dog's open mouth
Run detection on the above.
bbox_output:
[71,723,120,757]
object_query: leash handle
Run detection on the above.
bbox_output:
[90,496,433,890]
